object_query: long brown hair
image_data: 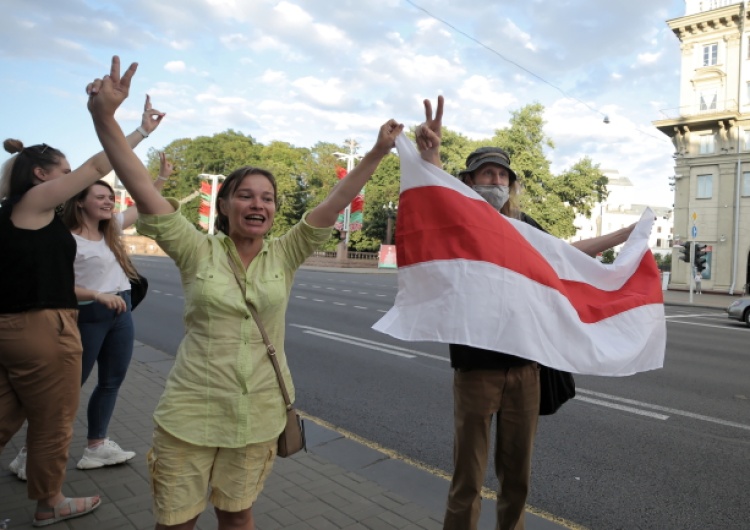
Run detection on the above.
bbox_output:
[61,180,138,279]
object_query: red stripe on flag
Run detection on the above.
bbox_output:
[396,186,662,323]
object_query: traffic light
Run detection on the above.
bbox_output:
[679,241,692,263]
[694,244,708,274]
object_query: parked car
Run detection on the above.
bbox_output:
[726,298,750,327]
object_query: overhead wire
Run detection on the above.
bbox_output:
[404,0,671,144]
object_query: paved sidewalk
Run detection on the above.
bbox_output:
[0,342,567,530]
[661,287,745,309]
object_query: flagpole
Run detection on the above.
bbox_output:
[334,138,362,253]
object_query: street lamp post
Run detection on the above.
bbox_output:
[382,201,397,245]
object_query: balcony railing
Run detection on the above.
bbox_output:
[685,0,742,16]
[657,99,737,120]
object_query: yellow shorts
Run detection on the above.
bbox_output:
[147,424,277,525]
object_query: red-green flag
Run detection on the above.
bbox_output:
[333,166,365,232]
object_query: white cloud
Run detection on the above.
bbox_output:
[169,40,191,50]
[635,51,662,66]
[502,19,537,52]
[273,1,314,26]
[291,77,348,107]
[261,70,287,84]
[164,61,186,73]
[457,75,517,110]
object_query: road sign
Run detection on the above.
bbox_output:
[691,225,698,238]
[692,212,697,221]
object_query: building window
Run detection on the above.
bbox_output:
[657,226,662,233]
[697,174,713,199]
[703,43,718,66]
[656,238,663,247]
[699,134,714,154]
[699,90,717,111]
[743,171,750,196]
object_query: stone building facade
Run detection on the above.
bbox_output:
[653,0,750,294]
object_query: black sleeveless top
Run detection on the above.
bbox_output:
[0,199,77,313]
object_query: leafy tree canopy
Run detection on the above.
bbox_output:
[137,103,608,249]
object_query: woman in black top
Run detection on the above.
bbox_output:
[0,86,162,526]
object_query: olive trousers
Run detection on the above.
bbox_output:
[443,363,540,530]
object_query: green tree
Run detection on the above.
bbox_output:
[356,152,401,251]
[432,102,609,239]
[601,249,616,264]
[551,157,608,220]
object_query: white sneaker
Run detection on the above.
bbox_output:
[9,447,27,481]
[76,439,135,470]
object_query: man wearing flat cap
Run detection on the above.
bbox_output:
[416,96,635,530]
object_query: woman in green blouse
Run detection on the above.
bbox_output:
[86,56,403,530]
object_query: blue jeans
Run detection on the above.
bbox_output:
[79,290,134,440]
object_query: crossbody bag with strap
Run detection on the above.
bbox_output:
[226,250,306,457]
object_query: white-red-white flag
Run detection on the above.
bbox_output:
[373,134,666,376]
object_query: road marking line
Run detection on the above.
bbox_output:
[301,331,415,358]
[295,296,307,299]
[333,302,346,306]
[575,396,669,420]
[665,313,721,319]
[313,299,325,302]
[291,324,448,361]
[577,389,750,431]
[291,326,748,431]
[667,320,749,331]
[353,306,367,310]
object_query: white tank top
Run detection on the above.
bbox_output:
[72,213,131,293]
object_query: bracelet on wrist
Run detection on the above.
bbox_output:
[136,126,149,138]
[157,176,168,181]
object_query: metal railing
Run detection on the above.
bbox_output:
[311,250,378,261]
[657,99,738,120]
[686,0,742,16]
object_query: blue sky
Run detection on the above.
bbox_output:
[1,0,686,206]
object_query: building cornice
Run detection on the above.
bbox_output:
[667,4,745,41]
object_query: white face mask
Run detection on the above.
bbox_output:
[472,185,509,212]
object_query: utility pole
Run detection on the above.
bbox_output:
[333,139,362,258]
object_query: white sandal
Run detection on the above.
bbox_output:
[32,496,101,527]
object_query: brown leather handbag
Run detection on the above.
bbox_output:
[227,252,306,457]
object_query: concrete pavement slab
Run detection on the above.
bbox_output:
[0,341,569,530]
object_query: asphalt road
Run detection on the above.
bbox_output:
[132,256,750,530]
